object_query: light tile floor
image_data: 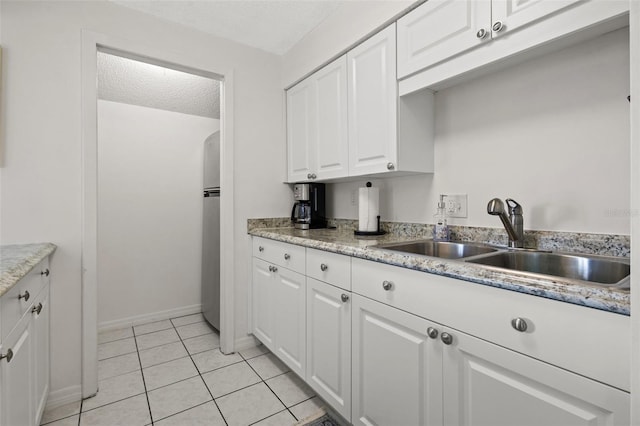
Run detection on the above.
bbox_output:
[41,313,324,426]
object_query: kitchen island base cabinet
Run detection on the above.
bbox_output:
[444,328,630,426]
[251,257,306,377]
[351,294,443,426]
[306,278,351,420]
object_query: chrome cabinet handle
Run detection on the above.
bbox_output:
[386,162,395,170]
[441,332,453,345]
[32,303,43,315]
[307,173,312,179]
[382,281,393,291]
[341,294,350,303]
[492,21,504,32]
[427,327,439,339]
[476,28,488,39]
[511,317,528,332]
[320,263,328,272]
[0,349,14,363]
[41,269,50,277]
[311,173,317,179]
[271,266,278,273]
[18,290,30,302]
[284,253,290,260]
[258,246,264,252]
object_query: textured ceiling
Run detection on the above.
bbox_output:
[97,51,220,118]
[110,0,342,55]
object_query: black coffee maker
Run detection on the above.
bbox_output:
[291,183,327,230]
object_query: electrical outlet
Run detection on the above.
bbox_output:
[444,194,467,218]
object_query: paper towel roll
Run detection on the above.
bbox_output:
[358,186,379,232]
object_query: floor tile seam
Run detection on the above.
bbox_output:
[176,329,216,340]
[133,326,174,337]
[97,349,138,362]
[132,328,155,425]
[80,390,148,414]
[147,399,213,424]
[196,358,246,376]
[140,353,191,371]
[99,365,142,382]
[239,349,268,361]
[77,399,83,426]
[135,338,182,352]
[247,408,293,426]
[172,323,230,426]
[208,376,264,400]
[288,396,318,421]
[97,334,135,345]
[261,373,303,421]
[39,411,80,426]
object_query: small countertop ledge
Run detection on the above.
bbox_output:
[249,227,630,316]
[0,243,57,297]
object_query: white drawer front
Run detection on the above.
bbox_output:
[306,248,351,291]
[253,237,305,273]
[351,257,630,391]
[1,258,49,340]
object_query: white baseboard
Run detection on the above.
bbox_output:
[233,334,261,353]
[98,304,202,332]
[45,385,83,411]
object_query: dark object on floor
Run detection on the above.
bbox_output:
[303,413,340,426]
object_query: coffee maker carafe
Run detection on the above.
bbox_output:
[291,183,326,230]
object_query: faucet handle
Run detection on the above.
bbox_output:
[505,199,522,215]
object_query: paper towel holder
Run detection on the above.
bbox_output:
[354,215,386,237]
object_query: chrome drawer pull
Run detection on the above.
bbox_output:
[32,303,43,315]
[511,317,528,332]
[320,263,328,272]
[41,269,50,277]
[0,349,13,363]
[18,291,30,302]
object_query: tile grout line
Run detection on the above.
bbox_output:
[243,358,300,423]
[171,318,230,426]
[132,326,155,425]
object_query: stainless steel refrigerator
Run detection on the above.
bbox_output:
[202,131,220,330]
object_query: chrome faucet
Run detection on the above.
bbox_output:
[487,198,524,248]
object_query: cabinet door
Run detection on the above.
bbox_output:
[352,295,442,426]
[397,0,492,78]
[287,76,315,183]
[443,327,630,426]
[491,0,583,39]
[313,56,349,180]
[252,258,276,351]
[0,313,34,426]
[33,287,50,424]
[273,267,306,377]
[348,24,398,177]
[306,279,351,420]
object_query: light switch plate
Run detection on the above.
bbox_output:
[444,194,467,218]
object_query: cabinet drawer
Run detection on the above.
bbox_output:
[351,257,630,391]
[306,248,350,290]
[1,258,49,340]
[253,237,305,273]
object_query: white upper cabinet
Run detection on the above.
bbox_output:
[398,0,628,92]
[287,23,435,182]
[491,0,583,37]
[287,56,348,183]
[397,0,492,78]
[347,25,398,176]
[286,78,315,183]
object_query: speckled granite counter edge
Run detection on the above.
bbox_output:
[0,243,57,297]
[248,220,630,316]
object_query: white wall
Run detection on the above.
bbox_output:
[97,100,218,328]
[0,0,289,401]
[281,1,415,87]
[326,28,630,235]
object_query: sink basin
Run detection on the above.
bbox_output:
[466,251,630,288]
[373,240,499,260]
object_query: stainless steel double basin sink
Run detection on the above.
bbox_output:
[372,240,630,289]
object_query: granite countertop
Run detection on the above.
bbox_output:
[0,243,57,297]
[249,226,631,316]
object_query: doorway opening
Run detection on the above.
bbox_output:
[81,32,235,399]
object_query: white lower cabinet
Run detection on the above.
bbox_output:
[1,312,34,426]
[306,278,351,420]
[0,257,51,426]
[442,325,630,426]
[351,294,442,426]
[252,239,630,425]
[252,257,306,377]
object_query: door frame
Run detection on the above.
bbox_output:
[80,30,236,398]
